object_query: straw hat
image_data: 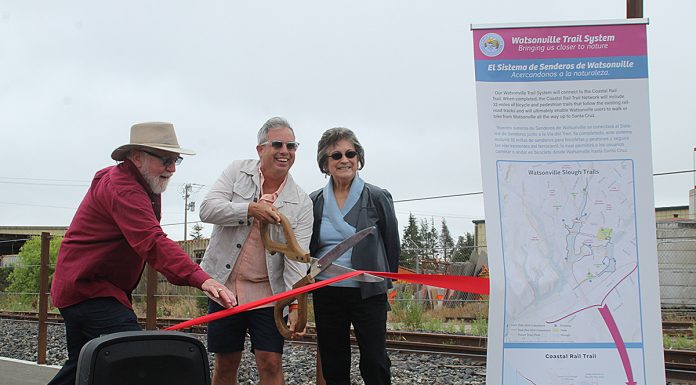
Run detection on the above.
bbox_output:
[111,122,196,161]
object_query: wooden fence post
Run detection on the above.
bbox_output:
[145,264,158,330]
[37,232,51,364]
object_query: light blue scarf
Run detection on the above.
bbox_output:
[315,175,365,285]
[323,175,365,238]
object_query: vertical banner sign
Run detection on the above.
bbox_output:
[472,20,665,385]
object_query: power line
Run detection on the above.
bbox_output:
[0,176,90,187]
[161,221,202,227]
[0,177,90,183]
[0,201,77,210]
[0,238,31,244]
[0,168,693,186]
[1,168,694,209]
[652,169,696,177]
[395,210,480,220]
[393,168,696,204]
[394,191,483,203]
[0,181,88,187]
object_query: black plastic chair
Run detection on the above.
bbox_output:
[75,330,211,385]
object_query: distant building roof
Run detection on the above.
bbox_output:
[655,205,689,212]
[0,226,68,236]
[0,227,68,256]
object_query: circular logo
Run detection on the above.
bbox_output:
[479,33,504,57]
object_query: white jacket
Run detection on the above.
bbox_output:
[199,159,313,297]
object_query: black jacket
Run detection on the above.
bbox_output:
[309,183,400,298]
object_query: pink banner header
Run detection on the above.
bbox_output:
[473,23,646,60]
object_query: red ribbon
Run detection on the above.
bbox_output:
[375,272,489,294]
[166,271,489,331]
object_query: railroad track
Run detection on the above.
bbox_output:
[2,311,693,382]
[664,320,695,336]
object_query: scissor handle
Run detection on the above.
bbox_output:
[260,212,311,263]
[274,275,312,339]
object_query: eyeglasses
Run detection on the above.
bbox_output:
[329,150,358,160]
[260,140,300,151]
[142,150,183,167]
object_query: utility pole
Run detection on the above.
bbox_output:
[182,183,192,241]
[181,183,202,241]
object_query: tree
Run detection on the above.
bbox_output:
[190,223,205,240]
[420,218,438,260]
[0,266,13,292]
[400,213,421,269]
[452,232,475,262]
[439,218,454,262]
[7,236,62,297]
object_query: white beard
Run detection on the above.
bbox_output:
[145,172,170,194]
[138,158,171,194]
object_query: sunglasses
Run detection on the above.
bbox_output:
[260,140,300,151]
[329,150,358,160]
[142,150,183,167]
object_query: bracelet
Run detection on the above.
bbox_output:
[289,303,299,311]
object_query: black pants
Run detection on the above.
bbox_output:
[47,297,141,385]
[313,286,391,385]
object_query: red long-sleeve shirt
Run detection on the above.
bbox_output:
[51,159,210,309]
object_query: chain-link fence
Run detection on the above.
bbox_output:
[130,239,210,319]
[657,221,696,319]
[139,243,493,325]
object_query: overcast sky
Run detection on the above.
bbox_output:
[1,1,694,241]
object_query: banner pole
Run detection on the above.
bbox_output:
[627,0,643,18]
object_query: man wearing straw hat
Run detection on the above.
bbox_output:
[48,122,236,385]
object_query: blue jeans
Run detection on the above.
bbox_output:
[47,297,141,385]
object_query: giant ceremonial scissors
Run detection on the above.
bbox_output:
[260,212,383,338]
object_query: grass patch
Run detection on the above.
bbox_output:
[389,287,425,330]
[663,334,696,350]
[391,298,425,330]
[0,293,38,312]
[468,316,488,336]
[426,301,488,321]
[387,288,489,334]
[663,323,696,351]
[132,295,206,319]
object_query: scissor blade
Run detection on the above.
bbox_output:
[320,262,384,282]
[315,226,376,273]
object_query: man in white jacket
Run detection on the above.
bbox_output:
[199,117,313,385]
